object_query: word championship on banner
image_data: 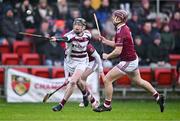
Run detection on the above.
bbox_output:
[6,69,100,103]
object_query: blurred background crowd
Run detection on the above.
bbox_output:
[0,0,180,68]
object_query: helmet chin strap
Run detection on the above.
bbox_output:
[116,22,125,28]
[73,24,85,36]
[74,27,85,36]
[74,31,83,36]
[113,21,124,28]
[74,31,80,34]
[113,16,123,27]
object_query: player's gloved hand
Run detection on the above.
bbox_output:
[102,53,109,60]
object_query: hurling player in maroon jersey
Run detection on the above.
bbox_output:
[93,9,165,113]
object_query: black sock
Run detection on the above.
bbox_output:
[60,99,66,106]
[90,96,95,104]
[82,90,87,96]
[83,90,90,97]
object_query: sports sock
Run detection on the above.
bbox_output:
[103,99,111,108]
[90,96,95,104]
[60,99,67,106]
[82,89,87,96]
[153,92,160,101]
[83,90,90,97]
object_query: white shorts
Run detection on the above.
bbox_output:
[116,57,138,74]
[87,61,98,71]
[64,58,89,78]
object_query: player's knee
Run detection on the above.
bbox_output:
[136,80,143,86]
[103,76,111,84]
[81,76,87,81]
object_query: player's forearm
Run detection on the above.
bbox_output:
[103,39,115,47]
[56,37,69,42]
[107,51,119,59]
[107,47,122,59]
[92,51,103,72]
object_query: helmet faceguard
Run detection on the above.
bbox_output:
[73,18,86,35]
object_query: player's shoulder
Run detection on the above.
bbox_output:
[87,43,94,49]
[87,44,95,53]
[64,30,74,36]
[118,25,130,35]
[83,30,92,38]
[64,30,76,40]
[122,25,131,32]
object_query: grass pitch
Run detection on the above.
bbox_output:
[0,99,179,121]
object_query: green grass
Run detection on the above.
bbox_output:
[0,99,180,121]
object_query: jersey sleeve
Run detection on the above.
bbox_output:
[84,30,92,39]
[115,34,124,46]
[87,44,95,55]
[63,31,74,42]
[91,50,103,73]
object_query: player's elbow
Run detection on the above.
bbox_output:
[114,49,121,56]
[115,47,122,55]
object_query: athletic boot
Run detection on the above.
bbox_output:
[52,104,63,112]
[83,92,90,107]
[79,102,85,107]
[91,100,100,109]
[93,104,112,112]
[157,94,165,112]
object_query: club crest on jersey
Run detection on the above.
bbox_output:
[11,75,30,96]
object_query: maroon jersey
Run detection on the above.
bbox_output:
[115,24,136,61]
[87,44,95,62]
